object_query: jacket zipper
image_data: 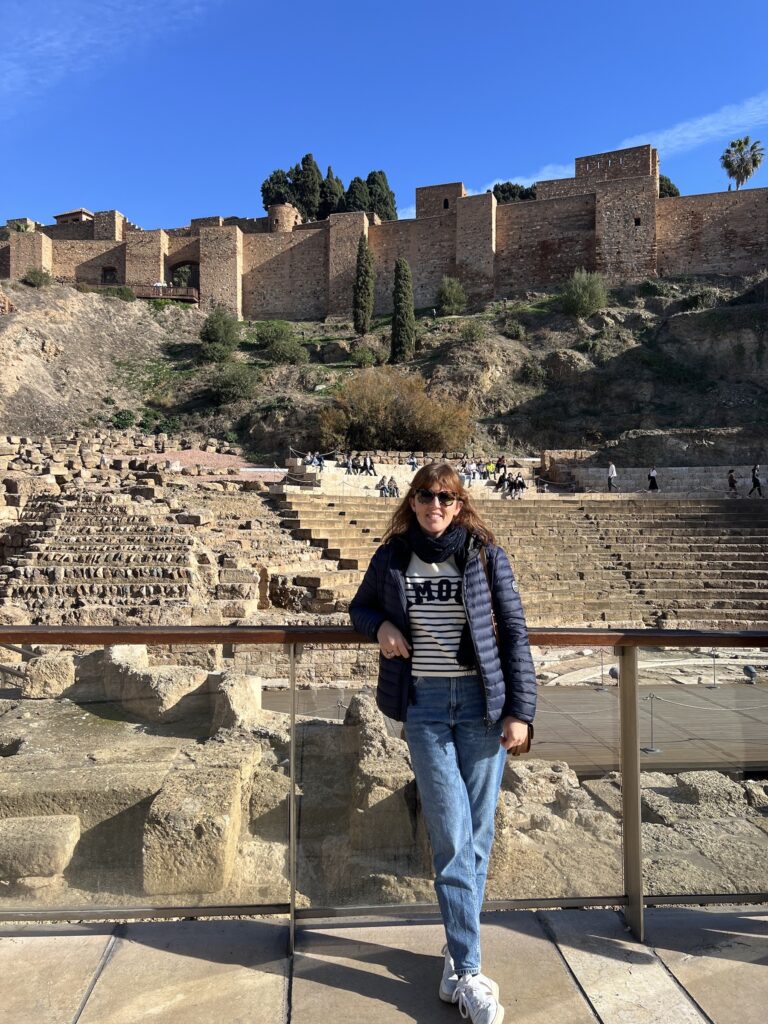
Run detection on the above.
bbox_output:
[461,545,492,727]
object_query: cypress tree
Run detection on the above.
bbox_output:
[289,154,322,220]
[318,165,345,219]
[390,257,415,364]
[353,233,375,336]
[344,176,371,213]
[366,170,398,220]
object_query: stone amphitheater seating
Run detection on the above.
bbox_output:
[282,458,538,498]
[274,494,768,629]
[0,492,213,623]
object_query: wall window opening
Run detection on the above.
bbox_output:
[443,198,450,209]
[634,217,642,226]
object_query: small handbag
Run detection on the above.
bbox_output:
[479,546,534,756]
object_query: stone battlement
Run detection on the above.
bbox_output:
[3,145,767,320]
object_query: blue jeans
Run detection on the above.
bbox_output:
[404,674,506,975]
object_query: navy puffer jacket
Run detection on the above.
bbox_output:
[349,532,537,725]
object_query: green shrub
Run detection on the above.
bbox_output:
[102,285,135,301]
[681,287,720,311]
[519,357,547,386]
[199,305,241,362]
[560,268,608,318]
[266,335,309,365]
[436,276,467,316]
[21,268,53,288]
[255,320,295,347]
[111,409,136,429]
[638,278,676,298]
[460,319,485,344]
[500,316,526,340]
[210,363,260,404]
[353,345,376,367]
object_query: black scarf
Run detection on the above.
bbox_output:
[405,522,477,669]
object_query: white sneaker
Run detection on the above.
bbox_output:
[452,973,504,1024]
[439,947,499,1005]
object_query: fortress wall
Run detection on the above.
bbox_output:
[51,240,126,283]
[241,227,327,320]
[0,242,9,279]
[494,194,595,290]
[657,189,768,277]
[10,232,52,277]
[200,226,242,316]
[93,211,125,241]
[576,144,656,184]
[166,236,200,267]
[223,216,270,233]
[594,176,657,281]
[125,229,168,287]
[41,222,94,241]
[368,213,456,313]
[456,192,496,300]
[328,212,367,315]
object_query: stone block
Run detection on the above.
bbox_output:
[143,768,242,894]
[22,652,76,699]
[0,764,168,868]
[0,814,80,880]
[119,665,212,723]
[176,511,212,526]
[211,671,263,732]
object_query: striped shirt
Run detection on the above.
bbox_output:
[405,553,474,676]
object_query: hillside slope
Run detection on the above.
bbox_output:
[0,276,766,464]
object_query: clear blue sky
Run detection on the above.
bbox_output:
[2,0,767,227]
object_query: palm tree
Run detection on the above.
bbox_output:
[720,136,765,190]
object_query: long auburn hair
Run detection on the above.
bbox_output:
[382,463,496,545]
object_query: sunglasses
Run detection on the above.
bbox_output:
[414,489,457,506]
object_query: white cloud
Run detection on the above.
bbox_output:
[0,1,216,119]
[481,162,574,192]
[620,90,768,156]
[470,90,768,196]
[397,204,416,220]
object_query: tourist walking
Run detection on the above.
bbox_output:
[749,464,763,497]
[363,454,377,477]
[727,469,739,497]
[350,463,536,1024]
[647,467,659,492]
[607,462,617,492]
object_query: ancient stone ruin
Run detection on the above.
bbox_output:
[1,436,766,910]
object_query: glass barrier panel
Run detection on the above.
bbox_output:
[295,642,624,909]
[0,640,288,913]
[638,645,768,898]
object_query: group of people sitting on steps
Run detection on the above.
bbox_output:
[376,475,401,498]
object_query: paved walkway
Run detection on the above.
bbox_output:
[2,906,766,1023]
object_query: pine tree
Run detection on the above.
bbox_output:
[390,257,415,364]
[658,174,680,198]
[353,234,375,336]
[491,181,537,204]
[261,169,295,212]
[366,170,398,220]
[318,165,345,219]
[344,177,371,213]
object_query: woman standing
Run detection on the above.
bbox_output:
[350,463,536,1024]
[647,467,659,492]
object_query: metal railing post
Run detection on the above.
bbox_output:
[617,644,644,941]
[289,642,297,957]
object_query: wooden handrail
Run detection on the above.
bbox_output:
[1,625,766,647]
